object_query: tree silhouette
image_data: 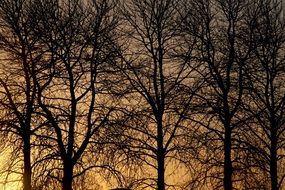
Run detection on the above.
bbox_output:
[242,0,285,189]
[109,0,201,189]
[0,0,47,189]
[181,0,255,189]
[0,0,284,190]
[30,0,118,189]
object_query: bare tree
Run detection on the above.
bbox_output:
[0,0,48,189]
[181,0,255,189]
[241,0,285,189]
[1,1,285,190]
[29,0,118,189]
[109,0,201,189]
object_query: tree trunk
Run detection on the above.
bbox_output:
[62,161,73,190]
[157,122,165,190]
[157,148,165,190]
[23,131,32,190]
[224,125,233,190]
[270,129,278,190]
